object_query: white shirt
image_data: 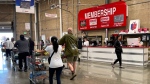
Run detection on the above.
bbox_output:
[10,41,16,49]
[4,40,12,49]
[84,41,89,46]
[45,45,63,68]
[139,41,143,45]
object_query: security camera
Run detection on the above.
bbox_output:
[50,4,60,9]
[50,4,56,9]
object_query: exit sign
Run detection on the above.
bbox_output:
[24,32,27,34]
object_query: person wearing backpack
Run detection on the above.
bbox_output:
[59,28,78,80]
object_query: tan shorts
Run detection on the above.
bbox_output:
[67,56,78,63]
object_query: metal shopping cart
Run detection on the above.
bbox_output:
[11,49,19,71]
[1,47,6,57]
[29,51,49,84]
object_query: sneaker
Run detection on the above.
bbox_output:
[70,74,77,80]
[111,63,114,68]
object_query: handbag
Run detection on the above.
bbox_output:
[48,51,55,64]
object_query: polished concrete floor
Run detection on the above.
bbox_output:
[0,51,150,84]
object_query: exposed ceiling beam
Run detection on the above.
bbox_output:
[0,1,15,4]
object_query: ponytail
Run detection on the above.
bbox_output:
[51,36,58,53]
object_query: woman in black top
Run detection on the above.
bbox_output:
[111,35,124,68]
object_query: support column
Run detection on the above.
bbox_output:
[59,0,62,38]
[34,2,40,49]
[105,0,109,38]
[13,4,17,40]
[76,0,79,37]
[30,14,33,38]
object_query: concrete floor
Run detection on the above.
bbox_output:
[0,52,150,84]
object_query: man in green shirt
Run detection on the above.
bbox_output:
[59,28,78,80]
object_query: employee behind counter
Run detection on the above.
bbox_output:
[128,37,143,47]
[83,37,99,47]
[138,37,143,47]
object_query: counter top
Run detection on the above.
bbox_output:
[83,46,149,48]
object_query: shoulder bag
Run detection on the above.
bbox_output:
[48,51,55,64]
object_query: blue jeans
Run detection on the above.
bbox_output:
[49,67,63,84]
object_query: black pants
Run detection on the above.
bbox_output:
[29,50,33,56]
[18,52,29,70]
[49,67,63,84]
[114,52,122,66]
[6,49,11,57]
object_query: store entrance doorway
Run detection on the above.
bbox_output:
[0,32,13,47]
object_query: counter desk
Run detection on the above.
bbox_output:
[80,46,149,66]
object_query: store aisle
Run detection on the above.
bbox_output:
[0,51,30,84]
[0,51,150,84]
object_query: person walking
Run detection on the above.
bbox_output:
[111,35,124,68]
[37,36,63,84]
[28,38,35,56]
[78,37,82,62]
[10,38,16,50]
[59,28,78,80]
[40,40,44,50]
[4,38,11,60]
[14,35,30,72]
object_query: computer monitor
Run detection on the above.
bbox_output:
[127,38,139,46]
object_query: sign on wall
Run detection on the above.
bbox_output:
[16,0,34,14]
[78,1,127,30]
[128,19,140,33]
[45,13,57,18]
[25,23,30,31]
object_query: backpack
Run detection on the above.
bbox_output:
[70,43,79,56]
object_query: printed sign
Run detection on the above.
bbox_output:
[25,23,30,31]
[78,1,127,30]
[129,19,140,33]
[16,0,34,14]
[89,19,97,26]
[45,13,57,18]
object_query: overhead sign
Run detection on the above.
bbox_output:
[78,1,127,30]
[16,0,34,14]
[45,13,57,18]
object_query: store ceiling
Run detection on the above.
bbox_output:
[0,0,15,1]
[0,0,15,4]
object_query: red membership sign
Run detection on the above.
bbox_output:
[78,1,127,30]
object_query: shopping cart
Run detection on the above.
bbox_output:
[1,47,6,57]
[11,49,19,71]
[29,51,48,84]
